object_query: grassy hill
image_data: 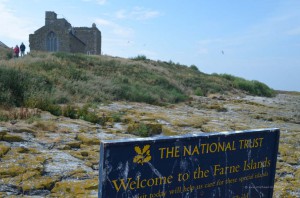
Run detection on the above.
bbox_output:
[0,46,13,60]
[0,50,275,111]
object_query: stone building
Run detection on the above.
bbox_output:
[29,11,101,55]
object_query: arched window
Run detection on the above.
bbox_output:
[46,32,58,51]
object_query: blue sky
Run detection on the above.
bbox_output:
[1,0,299,91]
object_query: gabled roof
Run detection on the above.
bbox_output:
[33,18,71,34]
[0,41,9,48]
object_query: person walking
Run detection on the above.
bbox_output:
[20,42,26,57]
[14,45,20,58]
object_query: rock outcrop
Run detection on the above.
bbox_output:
[0,93,299,197]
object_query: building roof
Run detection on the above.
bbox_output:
[0,41,9,48]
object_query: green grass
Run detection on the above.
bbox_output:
[0,66,53,107]
[0,50,276,111]
[218,74,275,97]
[130,54,148,61]
[0,47,13,60]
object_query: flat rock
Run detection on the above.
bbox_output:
[0,92,298,197]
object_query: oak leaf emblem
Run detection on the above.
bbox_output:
[133,145,151,165]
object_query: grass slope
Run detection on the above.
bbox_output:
[0,51,275,110]
[0,46,13,60]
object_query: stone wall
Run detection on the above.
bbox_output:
[29,18,73,52]
[45,11,57,26]
[69,35,86,53]
[74,25,101,55]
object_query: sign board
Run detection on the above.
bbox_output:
[99,128,280,198]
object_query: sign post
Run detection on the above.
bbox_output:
[99,128,280,198]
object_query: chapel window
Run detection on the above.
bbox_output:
[47,32,58,51]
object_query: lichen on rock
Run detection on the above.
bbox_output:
[0,143,10,157]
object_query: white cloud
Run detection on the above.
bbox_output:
[82,0,107,5]
[0,3,34,43]
[115,7,161,20]
[95,18,134,38]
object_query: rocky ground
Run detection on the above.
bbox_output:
[0,92,299,197]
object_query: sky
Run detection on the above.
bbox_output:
[0,0,299,91]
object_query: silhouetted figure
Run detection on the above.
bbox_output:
[14,45,19,58]
[20,42,26,57]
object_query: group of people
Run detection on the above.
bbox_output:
[13,42,26,58]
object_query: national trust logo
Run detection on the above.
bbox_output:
[133,145,152,165]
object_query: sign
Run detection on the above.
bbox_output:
[98,128,280,198]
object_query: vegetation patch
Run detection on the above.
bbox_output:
[127,122,162,137]
[218,74,275,97]
[0,47,13,60]
[0,51,276,110]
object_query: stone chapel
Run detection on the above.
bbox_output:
[29,11,101,55]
